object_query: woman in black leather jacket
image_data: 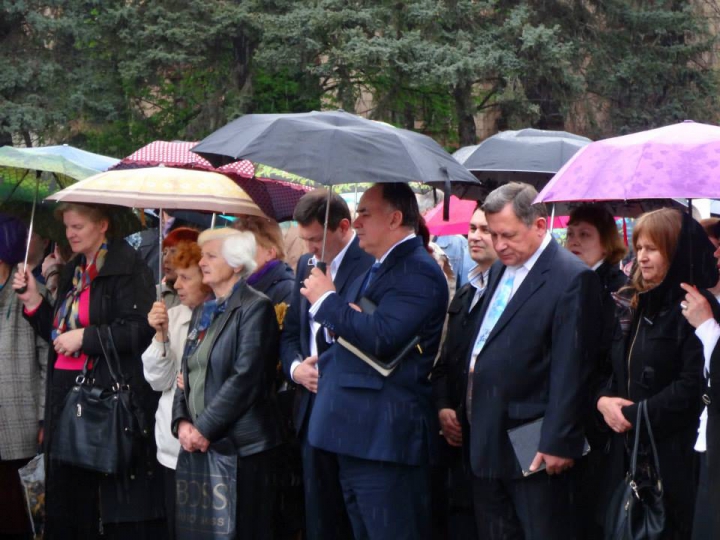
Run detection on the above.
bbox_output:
[172,227,285,539]
[596,209,718,539]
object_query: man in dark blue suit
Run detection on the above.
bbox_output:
[465,183,602,539]
[280,189,373,540]
[301,183,449,540]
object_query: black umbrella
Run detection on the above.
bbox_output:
[192,110,480,265]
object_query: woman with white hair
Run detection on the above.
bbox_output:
[171,228,286,538]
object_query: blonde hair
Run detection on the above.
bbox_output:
[198,228,257,278]
[231,215,286,261]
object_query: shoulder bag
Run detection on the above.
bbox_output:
[52,325,149,474]
[604,400,665,540]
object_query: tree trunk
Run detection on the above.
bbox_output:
[453,82,476,146]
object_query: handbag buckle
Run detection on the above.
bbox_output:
[76,404,82,417]
[75,376,85,385]
[629,480,640,500]
[703,393,712,405]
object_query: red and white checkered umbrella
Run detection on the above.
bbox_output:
[112,141,309,221]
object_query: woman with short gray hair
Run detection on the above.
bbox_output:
[172,227,286,538]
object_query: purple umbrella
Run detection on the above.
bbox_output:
[535,121,720,205]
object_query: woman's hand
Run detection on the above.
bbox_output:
[12,268,42,311]
[680,283,713,329]
[597,396,634,433]
[53,328,84,356]
[147,301,169,340]
[178,420,210,452]
[176,372,184,390]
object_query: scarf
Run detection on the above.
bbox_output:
[247,259,282,287]
[184,279,242,356]
[52,243,108,340]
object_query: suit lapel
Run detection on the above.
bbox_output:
[483,240,557,347]
[334,236,362,295]
[363,236,422,295]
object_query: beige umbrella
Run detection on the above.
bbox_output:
[46,166,266,216]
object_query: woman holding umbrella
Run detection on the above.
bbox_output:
[595,208,717,539]
[13,202,164,539]
[172,228,286,539]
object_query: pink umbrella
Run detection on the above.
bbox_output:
[425,195,569,236]
[112,141,310,221]
[536,121,720,205]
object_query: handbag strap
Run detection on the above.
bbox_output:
[95,326,126,387]
[628,401,663,485]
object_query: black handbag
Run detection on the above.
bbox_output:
[52,325,149,475]
[605,401,665,540]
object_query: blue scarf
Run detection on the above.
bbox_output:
[184,279,242,356]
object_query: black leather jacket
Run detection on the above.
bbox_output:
[172,280,286,456]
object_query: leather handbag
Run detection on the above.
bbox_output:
[52,325,149,475]
[605,401,665,540]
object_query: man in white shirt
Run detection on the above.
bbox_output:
[300,183,448,540]
[280,189,373,540]
[465,182,602,539]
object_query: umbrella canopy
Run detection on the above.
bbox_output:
[46,167,266,217]
[191,110,479,194]
[113,141,310,221]
[453,128,591,194]
[0,145,120,203]
[424,196,570,236]
[537,121,720,203]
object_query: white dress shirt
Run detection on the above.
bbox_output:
[290,232,356,382]
[467,264,491,312]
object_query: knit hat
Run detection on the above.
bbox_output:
[0,214,28,266]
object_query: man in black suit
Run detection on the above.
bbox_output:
[432,204,496,537]
[280,189,373,540]
[465,183,602,539]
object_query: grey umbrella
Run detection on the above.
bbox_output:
[454,128,591,195]
[191,110,479,193]
[192,110,481,266]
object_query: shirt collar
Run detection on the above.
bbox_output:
[377,232,416,264]
[468,264,490,291]
[330,231,356,279]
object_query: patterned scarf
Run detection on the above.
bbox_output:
[184,279,242,356]
[52,243,108,341]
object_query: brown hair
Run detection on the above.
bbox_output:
[231,215,286,261]
[172,241,211,295]
[55,202,113,236]
[568,205,627,265]
[626,208,682,303]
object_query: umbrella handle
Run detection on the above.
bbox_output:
[316,261,327,274]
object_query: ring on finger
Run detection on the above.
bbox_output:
[681,301,688,310]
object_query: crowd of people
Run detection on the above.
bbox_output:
[1,180,719,540]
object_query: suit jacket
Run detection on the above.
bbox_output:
[432,280,486,415]
[279,236,374,434]
[466,239,602,479]
[309,236,449,466]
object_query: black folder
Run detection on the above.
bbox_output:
[336,297,421,377]
[507,417,591,476]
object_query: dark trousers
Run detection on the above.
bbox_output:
[162,465,175,540]
[431,440,477,540]
[692,452,712,540]
[336,454,431,540]
[473,470,579,540]
[235,446,283,540]
[301,435,354,540]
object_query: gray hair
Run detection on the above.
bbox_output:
[481,182,547,227]
[198,228,258,278]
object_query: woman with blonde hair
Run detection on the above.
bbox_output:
[595,208,718,539]
[13,202,163,538]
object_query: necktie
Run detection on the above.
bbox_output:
[466,269,516,418]
[360,262,381,295]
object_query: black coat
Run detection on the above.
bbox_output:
[172,280,286,456]
[600,213,719,536]
[25,239,162,525]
